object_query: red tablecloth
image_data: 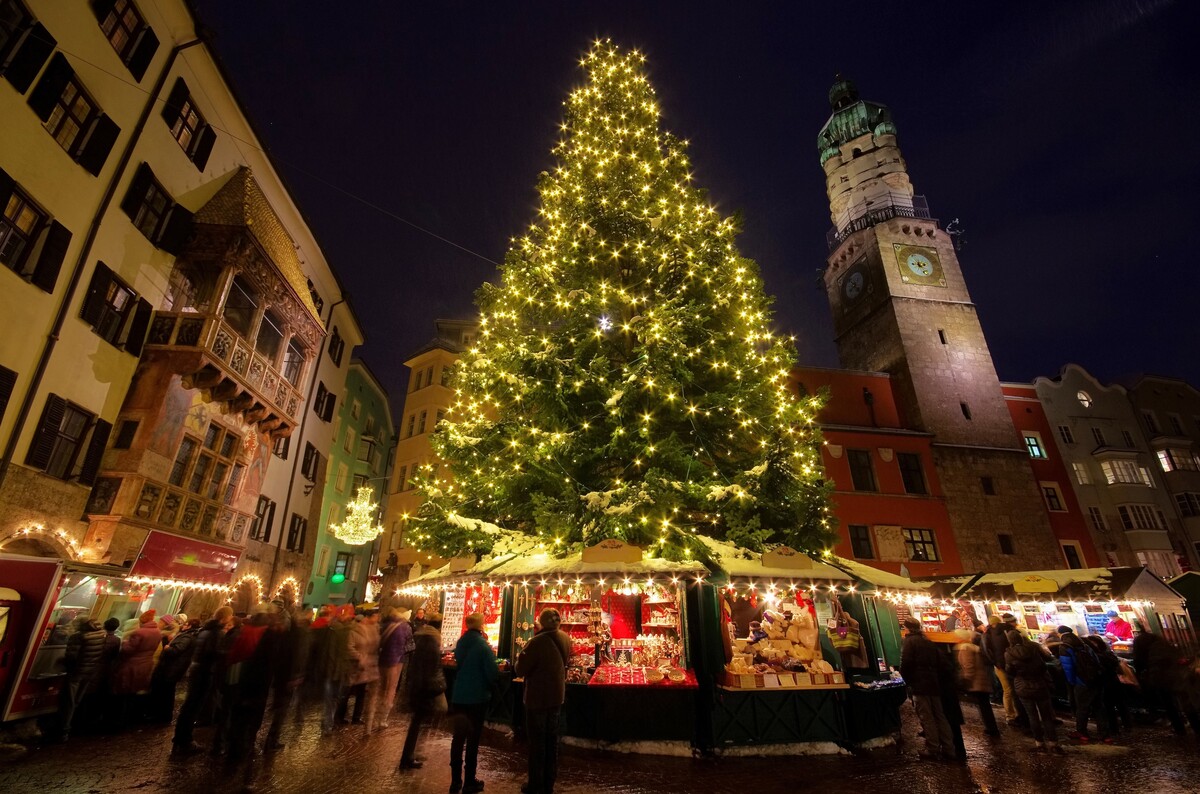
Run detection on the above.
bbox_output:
[588,667,698,689]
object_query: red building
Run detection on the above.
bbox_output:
[793,367,961,577]
[1002,383,1100,568]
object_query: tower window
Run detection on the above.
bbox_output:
[960,402,972,420]
[998,534,1015,555]
[937,329,947,345]
[981,476,996,495]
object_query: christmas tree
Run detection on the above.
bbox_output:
[414,40,833,562]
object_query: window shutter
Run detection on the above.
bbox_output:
[27,53,73,122]
[124,298,153,356]
[0,167,13,212]
[321,394,336,422]
[125,27,159,82]
[25,394,66,469]
[157,203,193,255]
[78,418,112,486]
[76,114,121,177]
[191,125,216,171]
[30,220,71,293]
[2,22,57,95]
[80,262,112,328]
[161,77,187,124]
[90,0,117,22]
[120,163,153,220]
[0,365,17,423]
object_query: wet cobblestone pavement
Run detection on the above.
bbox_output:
[2,699,1199,794]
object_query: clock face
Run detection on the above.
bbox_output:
[906,252,934,277]
[844,271,864,300]
[893,244,945,287]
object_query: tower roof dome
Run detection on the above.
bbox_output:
[816,76,897,165]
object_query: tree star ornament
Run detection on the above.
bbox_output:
[414,40,834,561]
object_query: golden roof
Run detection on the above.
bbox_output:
[194,167,323,325]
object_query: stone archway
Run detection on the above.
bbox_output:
[0,536,61,558]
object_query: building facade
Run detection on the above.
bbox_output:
[1002,382,1100,568]
[793,366,960,577]
[0,1,359,610]
[1034,365,1184,578]
[816,76,1062,572]
[381,319,477,592]
[308,359,393,606]
[1121,375,1200,569]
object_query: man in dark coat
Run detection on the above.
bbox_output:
[900,617,954,760]
[57,616,106,739]
[149,618,200,723]
[516,608,571,794]
[1133,626,1192,733]
[173,606,233,753]
[399,620,445,770]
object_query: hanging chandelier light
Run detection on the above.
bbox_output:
[330,486,385,546]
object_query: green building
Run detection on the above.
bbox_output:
[307,359,394,606]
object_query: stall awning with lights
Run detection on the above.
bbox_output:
[129,530,241,588]
[923,566,1187,607]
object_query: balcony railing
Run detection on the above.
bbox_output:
[145,312,303,422]
[827,195,933,250]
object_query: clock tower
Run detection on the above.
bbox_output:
[817,77,1061,572]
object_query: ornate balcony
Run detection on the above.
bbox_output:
[86,472,257,548]
[827,195,933,250]
[144,311,302,437]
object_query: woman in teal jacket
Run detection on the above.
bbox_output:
[449,613,498,793]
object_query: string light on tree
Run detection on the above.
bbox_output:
[330,486,385,546]
[416,40,834,561]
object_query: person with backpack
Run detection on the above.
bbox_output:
[1004,627,1063,754]
[1056,626,1111,743]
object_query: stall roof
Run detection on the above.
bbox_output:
[406,518,705,585]
[695,536,928,593]
[928,566,1186,605]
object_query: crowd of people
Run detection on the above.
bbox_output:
[901,611,1200,760]
[46,600,572,794]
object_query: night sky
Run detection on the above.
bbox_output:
[198,1,1200,414]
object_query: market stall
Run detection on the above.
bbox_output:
[693,537,922,748]
[1,530,241,723]
[400,522,705,744]
[922,566,1195,654]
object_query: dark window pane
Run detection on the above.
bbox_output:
[848,449,876,492]
[897,452,927,495]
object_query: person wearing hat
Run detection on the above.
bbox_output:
[900,617,955,761]
[449,613,498,793]
[1104,610,1133,642]
[378,608,414,729]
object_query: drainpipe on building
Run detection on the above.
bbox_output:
[266,297,345,601]
[0,36,205,491]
